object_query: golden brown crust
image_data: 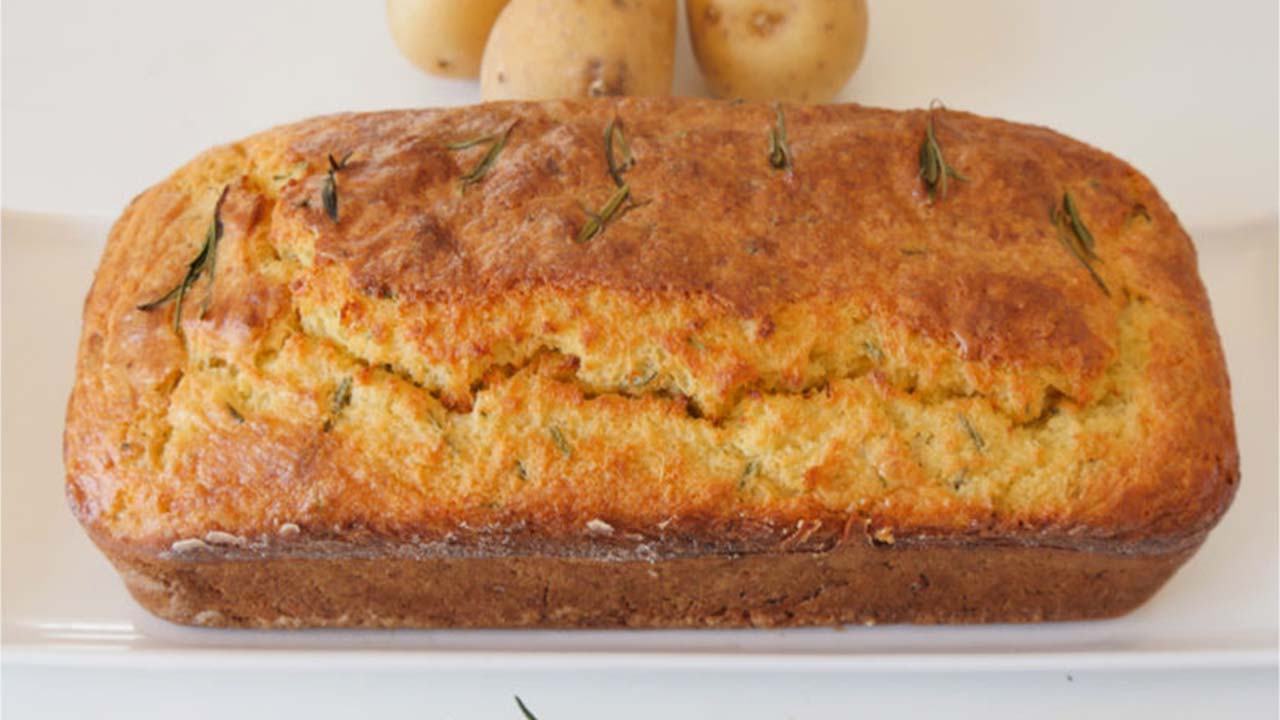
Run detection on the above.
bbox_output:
[66,98,1237,611]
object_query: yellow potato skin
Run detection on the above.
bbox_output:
[387,0,510,79]
[687,0,869,103]
[481,0,676,101]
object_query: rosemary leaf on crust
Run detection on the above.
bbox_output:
[605,118,635,188]
[1052,194,1110,296]
[1062,191,1098,259]
[321,151,352,223]
[321,172,338,221]
[136,185,230,334]
[767,103,792,170]
[576,183,630,244]
[453,121,517,190]
[445,134,499,150]
[918,105,968,200]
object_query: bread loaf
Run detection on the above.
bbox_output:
[64,98,1237,627]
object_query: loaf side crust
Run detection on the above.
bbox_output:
[102,532,1196,628]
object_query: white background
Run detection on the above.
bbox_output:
[3,0,1277,229]
[2,1,1277,718]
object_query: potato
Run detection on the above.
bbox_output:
[687,0,869,103]
[386,0,509,79]
[480,0,676,101]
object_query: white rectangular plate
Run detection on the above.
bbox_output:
[3,210,1276,671]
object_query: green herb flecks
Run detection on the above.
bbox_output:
[605,119,635,188]
[576,183,630,244]
[739,459,761,490]
[958,413,985,451]
[632,368,657,387]
[767,103,792,170]
[137,185,231,334]
[951,468,969,491]
[863,341,885,363]
[918,106,968,200]
[1052,193,1110,296]
[226,403,245,423]
[321,151,353,223]
[323,377,353,432]
[451,121,517,191]
[515,696,539,720]
[514,459,529,481]
[549,425,572,457]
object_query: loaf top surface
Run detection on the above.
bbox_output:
[65,97,1237,556]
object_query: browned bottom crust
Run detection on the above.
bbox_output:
[102,538,1198,629]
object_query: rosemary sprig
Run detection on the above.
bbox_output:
[226,403,244,423]
[918,107,968,199]
[1052,193,1110,296]
[604,119,635,188]
[549,425,572,457]
[137,185,231,333]
[323,376,353,432]
[515,696,539,720]
[322,151,353,223]
[739,459,761,490]
[767,103,792,170]
[576,183,630,243]
[451,121,517,190]
[958,413,985,451]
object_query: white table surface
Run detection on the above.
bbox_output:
[2,1,1277,717]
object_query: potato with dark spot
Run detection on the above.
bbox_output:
[481,0,676,101]
[687,0,868,103]
[386,0,510,79]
